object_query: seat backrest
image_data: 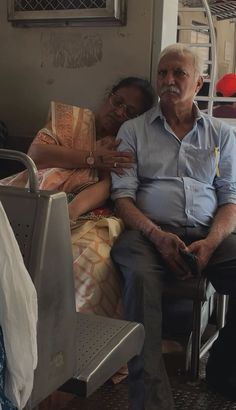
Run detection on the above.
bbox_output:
[0,150,77,407]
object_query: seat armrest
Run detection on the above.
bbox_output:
[163,276,215,301]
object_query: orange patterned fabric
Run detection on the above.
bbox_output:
[72,217,124,317]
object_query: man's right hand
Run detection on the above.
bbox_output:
[149,229,194,280]
[95,136,135,174]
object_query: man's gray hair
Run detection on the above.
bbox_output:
[158,43,204,77]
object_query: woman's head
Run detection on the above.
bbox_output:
[96,77,155,137]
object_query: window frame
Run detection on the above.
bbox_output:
[190,21,211,77]
[7,0,127,27]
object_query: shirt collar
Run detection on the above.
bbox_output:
[149,103,163,124]
[193,102,203,122]
[149,101,204,124]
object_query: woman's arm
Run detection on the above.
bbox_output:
[28,139,134,172]
[68,175,111,221]
[28,143,90,170]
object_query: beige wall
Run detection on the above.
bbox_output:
[0,1,153,137]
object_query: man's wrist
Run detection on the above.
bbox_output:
[146,225,162,241]
[204,234,221,253]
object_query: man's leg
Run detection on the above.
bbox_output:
[204,233,236,399]
[111,230,175,410]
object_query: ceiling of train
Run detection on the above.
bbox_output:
[181,0,236,20]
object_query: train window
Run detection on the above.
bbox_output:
[191,21,210,76]
[7,0,127,26]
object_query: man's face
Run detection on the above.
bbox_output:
[156,52,203,107]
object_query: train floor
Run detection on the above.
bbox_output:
[39,341,236,410]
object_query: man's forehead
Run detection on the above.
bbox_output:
[158,52,194,68]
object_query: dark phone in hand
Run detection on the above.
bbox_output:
[179,249,199,277]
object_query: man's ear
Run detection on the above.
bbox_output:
[195,76,204,95]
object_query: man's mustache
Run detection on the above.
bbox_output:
[160,86,180,95]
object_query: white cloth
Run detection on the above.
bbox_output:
[0,201,38,409]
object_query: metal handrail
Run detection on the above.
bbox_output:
[0,149,39,193]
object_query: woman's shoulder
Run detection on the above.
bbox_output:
[50,100,93,116]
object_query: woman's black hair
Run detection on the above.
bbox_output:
[111,77,155,113]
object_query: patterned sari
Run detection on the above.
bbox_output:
[0,101,123,319]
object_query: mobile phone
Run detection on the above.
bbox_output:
[179,249,199,277]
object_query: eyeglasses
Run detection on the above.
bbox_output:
[109,93,139,120]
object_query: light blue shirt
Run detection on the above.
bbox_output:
[111,103,236,227]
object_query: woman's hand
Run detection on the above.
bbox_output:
[95,136,135,174]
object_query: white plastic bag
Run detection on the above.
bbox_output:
[0,202,38,409]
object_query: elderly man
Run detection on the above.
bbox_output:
[111,43,236,410]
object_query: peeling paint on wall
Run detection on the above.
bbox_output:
[41,32,103,69]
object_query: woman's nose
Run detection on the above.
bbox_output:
[114,105,127,118]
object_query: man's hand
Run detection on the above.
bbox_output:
[186,204,236,273]
[95,136,135,174]
[188,238,216,272]
[150,229,194,280]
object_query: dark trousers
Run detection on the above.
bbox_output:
[111,227,236,410]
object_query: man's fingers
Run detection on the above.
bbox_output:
[177,272,193,281]
[166,256,192,280]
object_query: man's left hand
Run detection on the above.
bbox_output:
[188,238,216,272]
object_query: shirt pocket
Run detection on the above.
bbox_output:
[184,147,218,184]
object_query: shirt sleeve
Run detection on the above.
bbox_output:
[111,120,139,201]
[215,124,236,205]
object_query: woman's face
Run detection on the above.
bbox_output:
[96,86,144,136]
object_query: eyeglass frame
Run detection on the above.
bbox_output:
[109,92,140,120]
